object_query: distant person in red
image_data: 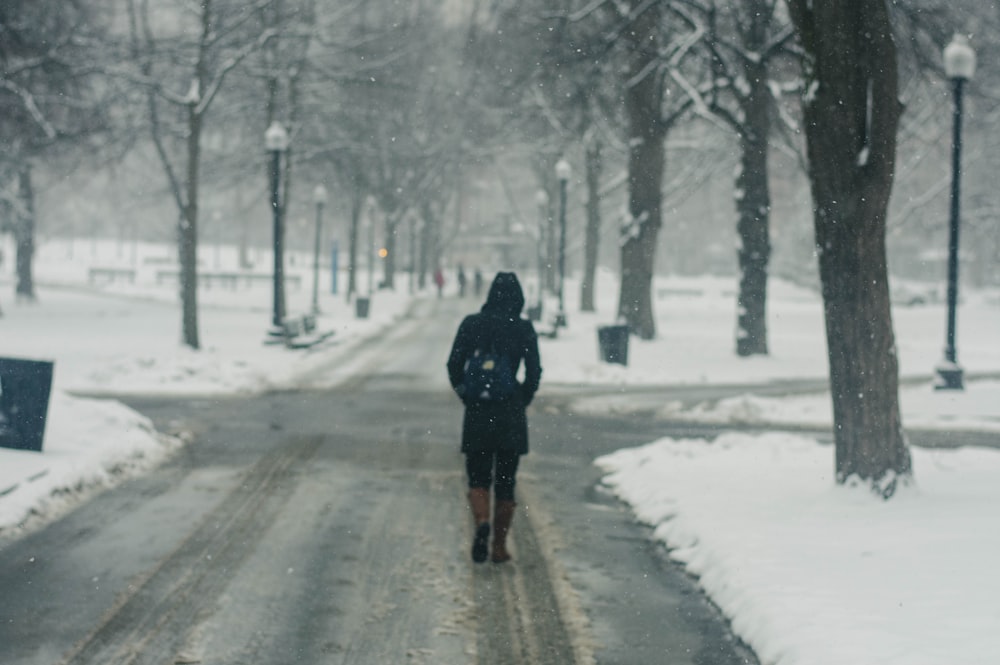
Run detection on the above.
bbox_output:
[433,266,445,298]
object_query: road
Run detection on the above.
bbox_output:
[1,296,766,665]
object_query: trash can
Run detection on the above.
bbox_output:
[597,325,629,366]
[0,357,55,452]
[355,296,371,319]
[526,304,542,322]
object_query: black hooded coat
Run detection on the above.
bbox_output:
[446,272,542,455]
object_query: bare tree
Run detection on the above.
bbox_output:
[515,7,620,313]
[786,0,911,497]
[615,2,700,338]
[580,130,604,311]
[0,0,109,302]
[681,0,796,356]
[320,1,497,291]
[123,0,279,349]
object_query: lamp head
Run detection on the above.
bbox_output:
[555,158,571,182]
[265,122,289,152]
[313,184,328,205]
[944,34,976,81]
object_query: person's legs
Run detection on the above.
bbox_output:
[491,452,520,563]
[465,450,493,563]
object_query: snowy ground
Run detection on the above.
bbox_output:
[2,239,999,664]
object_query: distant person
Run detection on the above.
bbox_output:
[473,268,483,297]
[446,272,542,563]
[457,264,467,298]
[433,266,445,298]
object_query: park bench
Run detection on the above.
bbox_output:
[265,313,335,349]
[155,270,302,290]
[88,267,136,285]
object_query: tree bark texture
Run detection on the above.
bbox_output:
[383,214,399,290]
[419,202,435,291]
[15,166,36,301]
[347,185,363,301]
[180,101,202,350]
[580,137,602,313]
[735,61,772,357]
[425,198,445,285]
[787,0,911,496]
[618,1,665,340]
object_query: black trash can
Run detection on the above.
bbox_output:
[597,325,629,366]
[355,296,371,319]
[0,357,55,452]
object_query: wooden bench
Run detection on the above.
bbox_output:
[155,270,302,290]
[88,267,136,285]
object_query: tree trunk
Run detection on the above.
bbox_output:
[237,187,250,269]
[431,199,445,279]
[382,213,398,289]
[580,137,602,313]
[617,1,665,340]
[418,203,434,290]
[787,0,911,497]
[347,183,363,301]
[15,166,36,301]
[180,102,202,350]
[735,66,772,356]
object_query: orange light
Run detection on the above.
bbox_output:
[378,247,388,258]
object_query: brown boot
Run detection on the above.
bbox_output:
[468,488,491,563]
[491,500,516,563]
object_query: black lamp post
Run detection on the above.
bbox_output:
[534,189,549,316]
[367,200,376,297]
[936,34,976,391]
[311,184,327,315]
[555,158,571,328]
[265,121,289,329]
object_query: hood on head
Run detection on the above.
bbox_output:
[482,272,524,318]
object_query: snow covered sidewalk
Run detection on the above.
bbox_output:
[597,433,1000,665]
[0,274,417,538]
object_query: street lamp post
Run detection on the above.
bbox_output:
[535,189,549,316]
[265,121,289,330]
[367,200,376,297]
[311,184,327,315]
[408,214,417,295]
[936,34,976,391]
[555,158,571,328]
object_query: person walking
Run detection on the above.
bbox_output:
[433,266,445,298]
[473,268,483,297]
[446,272,542,563]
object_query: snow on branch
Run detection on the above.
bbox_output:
[664,18,705,69]
[625,58,659,91]
[619,207,649,246]
[196,28,280,116]
[568,0,614,23]
[669,69,727,132]
[0,80,57,139]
